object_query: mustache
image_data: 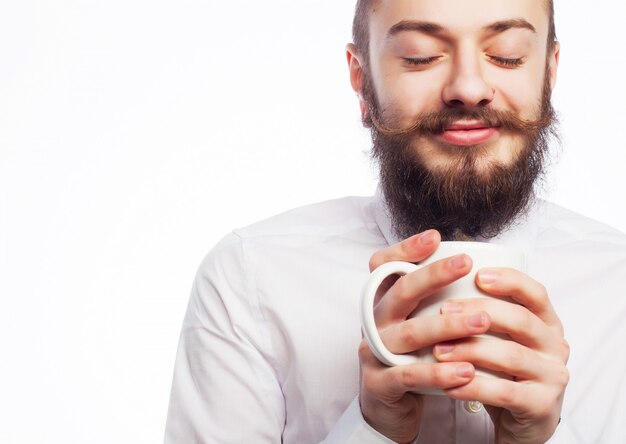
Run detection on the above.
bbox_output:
[368,106,555,138]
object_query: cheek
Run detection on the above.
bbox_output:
[374,67,445,123]
[491,66,546,118]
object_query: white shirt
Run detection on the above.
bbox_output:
[165,193,626,443]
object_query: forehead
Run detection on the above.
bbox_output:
[369,0,550,42]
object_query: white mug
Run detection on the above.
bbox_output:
[360,241,526,395]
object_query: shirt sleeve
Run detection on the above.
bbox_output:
[164,233,285,443]
[165,233,402,443]
[321,397,399,444]
[545,417,582,443]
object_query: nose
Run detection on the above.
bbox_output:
[442,53,494,109]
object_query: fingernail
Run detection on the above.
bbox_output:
[467,313,485,328]
[478,271,498,285]
[456,363,474,378]
[441,302,462,314]
[420,231,435,245]
[450,254,467,269]
[435,343,455,355]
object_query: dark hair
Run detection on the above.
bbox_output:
[352,0,557,66]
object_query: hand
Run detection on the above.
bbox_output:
[359,230,492,443]
[433,268,569,443]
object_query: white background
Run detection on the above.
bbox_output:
[1,1,625,443]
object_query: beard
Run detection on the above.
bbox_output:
[363,71,559,241]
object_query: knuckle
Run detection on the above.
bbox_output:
[505,345,527,370]
[537,283,548,296]
[358,340,373,361]
[396,365,423,390]
[361,369,379,393]
[532,401,554,420]
[514,308,535,335]
[399,322,419,350]
[534,283,549,304]
[392,276,419,306]
[392,275,411,299]
[521,315,535,335]
[369,253,384,272]
[443,313,462,333]
[400,237,414,255]
[555,365,570,388]
[560,338,571,362]
[426,262,445,283]
[399,366,417,388]
[369,238,414,272]
[429,365,448,387]
[498,383,520,406]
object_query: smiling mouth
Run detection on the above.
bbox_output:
[438,121,500,146]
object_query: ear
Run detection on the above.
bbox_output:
[548,41,560,91]
[346,43,367,119]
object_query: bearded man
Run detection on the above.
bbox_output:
[165,1,626,443]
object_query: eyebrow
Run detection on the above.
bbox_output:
[387,18,537,39]
[486,19,536,34]
[387,20,444,38]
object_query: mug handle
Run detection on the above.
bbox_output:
[360,260,424,366]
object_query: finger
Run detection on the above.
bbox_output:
[359,338,391,368]
[375,254,473,325]
[433,337,555,380]
[364,362,476,398]
[359,339,476,397]
[441,298,566,357]
[379,312,491,354]
[475,267,562,333]
[369,230,441,272]
[444,373,567,416]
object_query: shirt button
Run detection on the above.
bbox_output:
[464,400,483,414]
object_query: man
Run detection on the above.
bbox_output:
[165,1,626,442]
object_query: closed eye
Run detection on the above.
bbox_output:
[403,56,442,66]
[489,55,524,67]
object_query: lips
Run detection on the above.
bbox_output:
[439,120,499,146]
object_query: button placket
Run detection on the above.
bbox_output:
[464,400,483,414]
